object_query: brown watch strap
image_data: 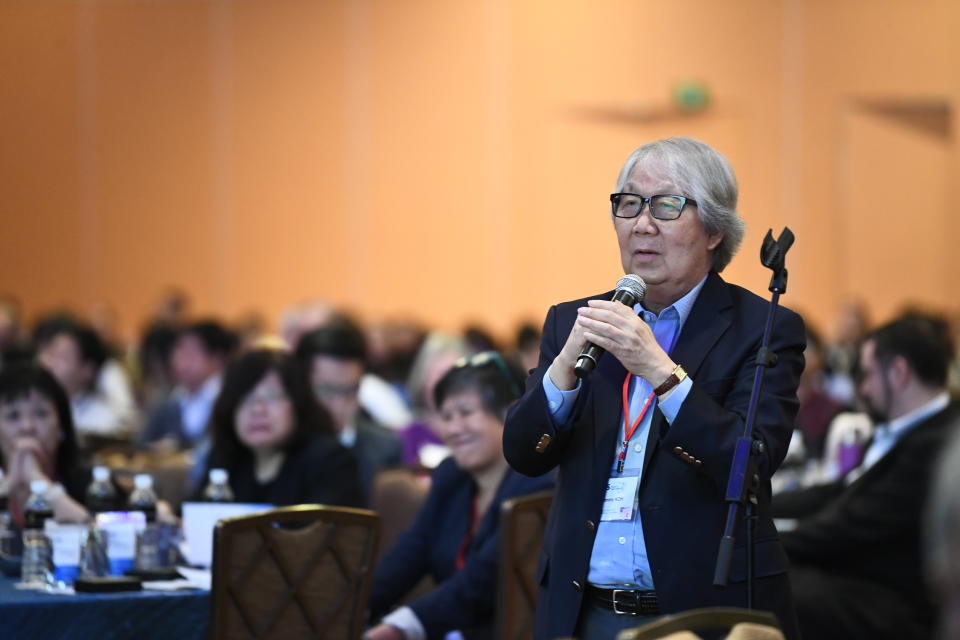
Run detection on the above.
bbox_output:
[653,364,687,396]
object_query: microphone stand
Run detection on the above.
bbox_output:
[712,228,795,607]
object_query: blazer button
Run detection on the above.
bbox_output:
[535,434,552,453]
[673,446,684,455]
[585,520,595,532]
[572,580,582,592]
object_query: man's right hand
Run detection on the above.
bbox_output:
[548,309,591,391]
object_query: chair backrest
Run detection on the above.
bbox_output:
[210,504,380,640]
[495,490,554,640]
[615,607,780,640]
[369,468,430,561]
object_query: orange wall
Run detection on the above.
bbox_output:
[1,0,958,344]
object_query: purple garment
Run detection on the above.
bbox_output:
[400,422,443,466]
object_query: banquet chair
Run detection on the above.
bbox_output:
[496,490,554,640]
[615,607,781,640]
[210,504,379,640]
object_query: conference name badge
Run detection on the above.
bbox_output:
[600,476,639,522]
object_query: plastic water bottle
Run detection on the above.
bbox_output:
[203,468,234,503]
[129,474,163,570]
[85,466,117,513]
[21,480,54,587]
[128,474,157,523]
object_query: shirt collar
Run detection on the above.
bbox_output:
[175,374,222,403]
[634,274,708,328]
[878,391,950,439]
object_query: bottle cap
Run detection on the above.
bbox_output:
[92,466,111,483]
[209,468,229,485]
[30,479,50,495]
[133,474,153,490]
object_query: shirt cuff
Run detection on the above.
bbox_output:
[657,376,692,424]
[542,369,581,426]
[381,606,426,640]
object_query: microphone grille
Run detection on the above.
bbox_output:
[615,274,647,300]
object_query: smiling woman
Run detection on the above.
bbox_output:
[365,351,553,640]
[192,349,364,508]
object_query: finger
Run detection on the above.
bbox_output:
[587,299,639,318]
[579,306,636,328]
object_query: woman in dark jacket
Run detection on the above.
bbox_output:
[0,363,89,526]
[193,349,363,508]
[366,351,553,640]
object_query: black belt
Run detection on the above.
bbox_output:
[586,585,660,616]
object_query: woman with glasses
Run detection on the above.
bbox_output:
[193,349,363,508]
[365,351,553,640]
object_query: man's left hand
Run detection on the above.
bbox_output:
[577,300,676,385]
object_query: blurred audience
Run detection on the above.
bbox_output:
[0,363,91,526]
[141,320,237,454]
[366,351,553,640]
[511,321,541,376]
[822,299,871,405]
[402,333,471,468]
[191,349,363,507]
[34,315,136,442]
[774,311,959,640]
[795,323,846,460]
[295,321,402,501]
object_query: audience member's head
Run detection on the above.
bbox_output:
[858,311,953,424]
[294,321,367,434]
[278,300,341,350]
[514,321,542,374]
[365,319,425,384]
[406,332,471,417]
[171,320,236,393]
[208,349,335,462]
[0,362,80,489]
[34,316,108,398]
[432,351,523,476]
[463,325,498,354]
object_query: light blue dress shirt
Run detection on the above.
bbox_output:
[542,276,706,587]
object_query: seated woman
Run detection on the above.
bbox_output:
[0,363,89,526]
[193,348,364,507]
[366,351,553,640]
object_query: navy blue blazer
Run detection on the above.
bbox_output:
[369,456,553,639]
[503,272,805,640]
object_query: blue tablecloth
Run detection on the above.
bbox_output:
[0,575,209,640]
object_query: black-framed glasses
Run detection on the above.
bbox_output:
[610,193,698,220]
[453,351,522,398]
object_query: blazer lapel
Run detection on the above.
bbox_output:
[643,272,733,472]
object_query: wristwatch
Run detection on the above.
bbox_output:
[653,364,687,396]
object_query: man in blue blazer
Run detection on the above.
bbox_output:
[503,138,804,640]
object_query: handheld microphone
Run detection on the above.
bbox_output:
[573,274,647,379]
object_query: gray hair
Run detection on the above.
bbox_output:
[615,137,744,272]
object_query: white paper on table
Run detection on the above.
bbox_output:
[180,502,272,568]
[44,522,85,567]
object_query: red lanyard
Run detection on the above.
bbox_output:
[455,497,478,570]
[618,372,656,474]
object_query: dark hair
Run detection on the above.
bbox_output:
[34,315,109,377]
[868,311,954,388]
[294,320,367,367]
[208,349,335,463]
[178,320,237,358]
[433,351,524,420]
[0,363,81,483]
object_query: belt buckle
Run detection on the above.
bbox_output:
[611,589,637,616]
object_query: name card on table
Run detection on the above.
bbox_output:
[180,502,271,568]
[96,511,147,576]
[44,522,85,584]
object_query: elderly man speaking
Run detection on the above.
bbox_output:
[503,138,804,640]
